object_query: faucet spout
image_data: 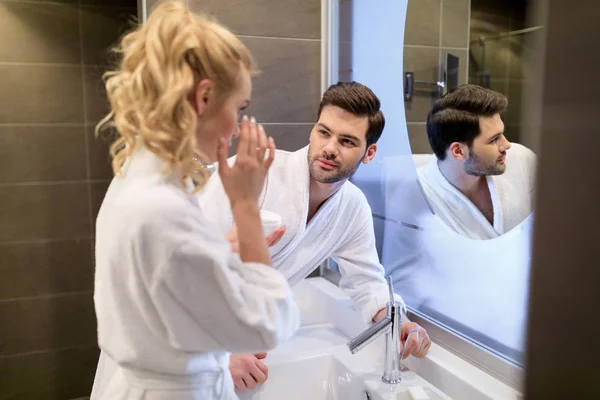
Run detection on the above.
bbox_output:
[346,276,404,384]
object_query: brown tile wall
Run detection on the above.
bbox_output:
[0,1,137,398]
[403,0,471,153]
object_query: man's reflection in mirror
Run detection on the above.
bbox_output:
[418,84,536,239]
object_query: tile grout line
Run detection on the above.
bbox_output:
[404,44,468,51]
[0,237,95,247]
[438,0,444,79]
[0,344,99,360]
[0,290,94,304]
[466,0,471,79]
[0,179,111,188]
[77,0,96,263]
[237,34,320,42]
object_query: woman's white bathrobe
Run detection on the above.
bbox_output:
[417,143,537,239]
[198,146,404,324]
[91,147,299,400]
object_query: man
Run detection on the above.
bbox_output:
[418,84,536,240]
[198,82,431,391]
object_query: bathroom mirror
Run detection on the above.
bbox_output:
[328,0,542,376]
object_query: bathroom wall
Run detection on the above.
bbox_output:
[0,1,137,399]
[469,0,531,145]
[403,0,471,153]
[144,0,322,152]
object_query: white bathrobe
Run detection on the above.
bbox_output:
[417,143,537,239]
[91,147,299,400]
[198,146,404,324]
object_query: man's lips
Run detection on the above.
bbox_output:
[317,159,338,169]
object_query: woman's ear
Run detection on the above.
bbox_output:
[193,79,213,116]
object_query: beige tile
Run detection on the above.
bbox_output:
[81,6,138,65]
[405,0,441,46]
[0,184,90,243]
[0,65,84,124]
[0,2,80,63]
[408,124,432,154]
[504,79,524,129]
[0,126,86,184]
[241,37,320,123]
[0,346,99,400]
[0,293,96,355]
[403,46,440,123]
[441,0,470,48]
[87,126,116,180]
[91,181,111,223]
[84,65,111,124]
[187,0,320,39]
[0,239,93,300]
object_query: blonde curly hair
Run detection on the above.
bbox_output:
[96,0,257,189]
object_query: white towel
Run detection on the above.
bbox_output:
[417,143,537,239]
[198,146,404,323]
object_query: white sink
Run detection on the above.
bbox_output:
[238,354,368,400]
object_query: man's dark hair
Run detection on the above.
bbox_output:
[426,84,508,160]
[317,81,385,147]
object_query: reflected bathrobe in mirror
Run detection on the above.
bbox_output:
[418,143,537,240]
[91,147,299,400]
[198,146,404,324]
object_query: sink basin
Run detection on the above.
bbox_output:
[237,354,368,400]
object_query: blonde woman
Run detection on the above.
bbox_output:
[90,1,299,399]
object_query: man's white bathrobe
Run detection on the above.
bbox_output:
[91,147,299,400]
[417,143,537,239]
[198,146,404,324]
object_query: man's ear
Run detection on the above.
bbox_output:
[448,142,468,161]
[362,144,377,164]
[192,79,214,116]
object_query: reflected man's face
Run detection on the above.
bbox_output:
[464,114,511,176]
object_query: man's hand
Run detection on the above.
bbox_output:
[230,353,269,390]
[373,309,431,359]
[225,224,286,253]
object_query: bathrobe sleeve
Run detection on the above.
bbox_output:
[137,197,299,354]
[330,194,406,324]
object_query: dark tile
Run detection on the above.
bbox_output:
[0,126,86,184]
[0,293,96,355]
[88,126,116,180]
[0,346,99,400]
[405,0,441,46]
[0,240,93,300]
[187,0,320,39]
[408,124,431,154]
[0,184,90,243]
[264,124,311,152]
[339,0,353,42]
[504,79,524,129]
[338,40,353,81]
[90,181,111,224]
[403,47,440,123]
[84,65,111,124]
[0,2,80,63]
[242,37,320,123]
[81,6,138,65]
[441,0,470,48]
[227,124,311,157]
[0,65,83,124]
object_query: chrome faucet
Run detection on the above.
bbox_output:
[347,276,404,384]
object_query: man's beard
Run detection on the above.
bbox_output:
[464,149,506,177]
[307,151,362,184]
